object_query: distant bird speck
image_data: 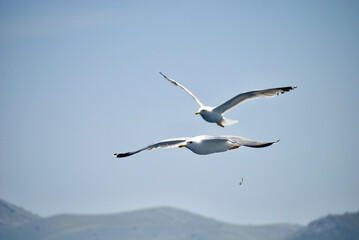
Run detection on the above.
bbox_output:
[239,177,244,186]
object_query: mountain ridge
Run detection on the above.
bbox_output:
[0,198,39,228]
[1,199,358,240]
[284,211,359,240]
[0,199,300,240]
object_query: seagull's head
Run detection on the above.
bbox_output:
[178,140,194,148]
[195,106,212,115]
[178,136,207,154]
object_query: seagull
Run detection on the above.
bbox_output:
[159,72,296,127]
[113,135,279,157]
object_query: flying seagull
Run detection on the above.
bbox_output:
[159,72,296,127]
[113,135,279,158]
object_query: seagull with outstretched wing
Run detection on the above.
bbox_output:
[113,135,279,157]
[159,72,296,127]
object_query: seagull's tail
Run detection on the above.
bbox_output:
[220,118,238,127]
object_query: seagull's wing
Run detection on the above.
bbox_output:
[213,86,297,114]
[159,72,204,107]
[215,136,280,148]
[113,137,190,158]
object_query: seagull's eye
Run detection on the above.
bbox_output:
[189,141,193,144]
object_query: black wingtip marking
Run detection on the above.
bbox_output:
[281,86,297,94]
[160,72,179,87]
[113,152,134,158]
[113,149,142,158]
[249,143,273,148]
[159,72,167,78]
[247,140,280,148]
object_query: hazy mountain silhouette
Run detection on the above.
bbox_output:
[0,199,39,228]
[284,211,359,240]
[1,199,358,240]
[0,199,299,240]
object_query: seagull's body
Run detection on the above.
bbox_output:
[113,135,278,157]
[159,72,296,127]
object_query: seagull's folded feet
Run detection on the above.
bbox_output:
[229,145,240,150]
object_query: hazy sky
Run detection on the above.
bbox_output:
[1,0,358,225]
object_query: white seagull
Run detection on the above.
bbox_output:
[113,135,279,157]
[159,72,296,127]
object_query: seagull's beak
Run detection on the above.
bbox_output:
[178,144,187,148]
[195,111,200,115]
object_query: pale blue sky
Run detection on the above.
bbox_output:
[1,0,358,225]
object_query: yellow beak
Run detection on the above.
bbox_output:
[178,144,187,148]
[195,111,200,115]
